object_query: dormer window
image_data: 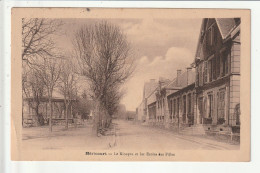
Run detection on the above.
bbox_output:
[207,26,215,46]
[200,31,204,43]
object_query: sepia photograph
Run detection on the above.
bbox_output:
[11,8,251,161]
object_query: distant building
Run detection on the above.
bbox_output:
[23,96,76,127]
[22,91,77,127]
[126,111,136,120]
[137,70,195,129]
[136,79,158,122]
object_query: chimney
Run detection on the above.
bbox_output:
[176,69,182,86]
[187,67,192,85]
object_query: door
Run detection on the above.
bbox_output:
[217,90,225,124]
[198,97,203,124]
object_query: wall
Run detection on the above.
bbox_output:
[229,32,241,126]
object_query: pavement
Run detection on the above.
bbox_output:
[21,120,239,151]
[113,120,239,150]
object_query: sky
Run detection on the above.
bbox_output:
[55,18,202,111]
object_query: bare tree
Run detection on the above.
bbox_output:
[35,57,61,132]
[59,58,78,129]
[22,68,45,126]
[73,21,135,135]
[22,18,62,64]
[22,18,62,127]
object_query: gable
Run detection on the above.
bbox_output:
[195,18,239,63]
[216,18,237,39]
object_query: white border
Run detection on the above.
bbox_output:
[1,1,260,173]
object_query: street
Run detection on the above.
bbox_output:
[114,120,239,150]
[21,120,239,151]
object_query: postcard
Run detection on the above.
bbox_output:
[11,8,250,161]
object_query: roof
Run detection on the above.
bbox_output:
[166,69,195,96]
[193,18,240,64]
[143,80,158,99]
[23,96,77,102]
[23,90,77,102]
[167,69,195,89]
[216,18,237,39]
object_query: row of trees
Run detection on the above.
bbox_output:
[22,18,135,135]
[22,18,78,131]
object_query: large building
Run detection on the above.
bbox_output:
[193,18,241,134]
[136,18,241,139]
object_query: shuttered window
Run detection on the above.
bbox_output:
[204,61,208,83]
[212,56,216,80]
[173,99,176,117]
[196,68,199,87]
[183,95,186,115]
[208,60,212,82]
[199,64,203,86]
[188,94,192,114]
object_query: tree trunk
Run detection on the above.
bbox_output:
[92,99,100,136]
[49,99,53,132]
[36,104,44,126]
[65,105,68,129]
[36,106,40,126]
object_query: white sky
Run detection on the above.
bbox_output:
[55,18,202,111]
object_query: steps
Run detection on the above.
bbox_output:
[180,124,240,143]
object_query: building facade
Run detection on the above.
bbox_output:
[167,68,196,131]
[193,18,241,133]
[136,79,158,123]
[136,18,241,138]
[144,69,195,130]
[23,96,76,127]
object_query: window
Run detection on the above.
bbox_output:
[199,64,203,86]
[162,99,164,107]
[169,99,173,116]
[208,60,212,82]
[204,61,208,83]
[212,56,216,80]
[177,98,180,117]
[208,94,213,118]
[188,94,192,114]
[173,99,176,116]
[207,28,212,46]
[198,97,204,124]
[196,68,199,87]
[207,55,216,82]
[217,90,225,120]
[225,53,229,75]
[207,26,215,47]
[183,95,186,115]
[221,50,230,77]
[216,55,220,78]
[144,108,147,115]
